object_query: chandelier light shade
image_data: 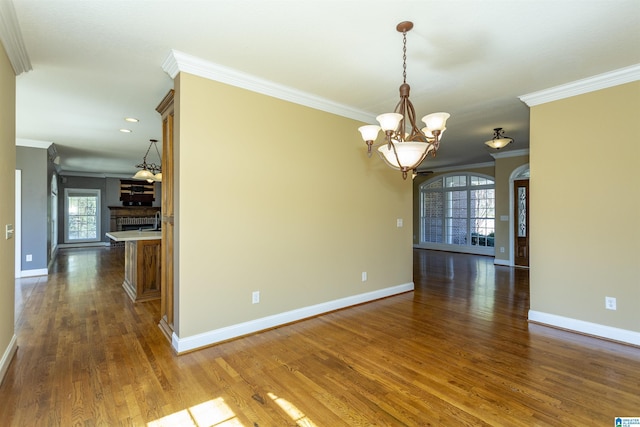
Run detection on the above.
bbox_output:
[358,21,450,179]
[485,127,514,150]
[133,139,162,182]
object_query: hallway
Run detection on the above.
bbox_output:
[2,247,639,425]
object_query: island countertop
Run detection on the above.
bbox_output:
[106,230,162,242]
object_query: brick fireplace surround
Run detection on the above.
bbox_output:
[107,206,161,245]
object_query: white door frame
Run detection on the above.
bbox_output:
[15,169,21,278]
[508,164,530,267]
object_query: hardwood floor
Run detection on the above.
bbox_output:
[2,248,639,426]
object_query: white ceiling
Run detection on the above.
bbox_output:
[7,0,640,175]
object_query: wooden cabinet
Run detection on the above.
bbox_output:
[122,239,161,302]
[156,89,175,341]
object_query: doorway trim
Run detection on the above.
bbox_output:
[509,164,529,267]
[15,170,21,278]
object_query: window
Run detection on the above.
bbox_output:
[64,188,100,243]
[419,173,495,254]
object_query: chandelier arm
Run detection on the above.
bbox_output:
[404,100,421,141]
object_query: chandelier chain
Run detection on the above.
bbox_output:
[402,30,407,84]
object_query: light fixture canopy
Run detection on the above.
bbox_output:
[133,139,162,182]
[358,21,450,179]
[485,127,514,150]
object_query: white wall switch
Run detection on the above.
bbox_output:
[362,272,367,282]
[5,224,13,240]
[252,291,260,304]
[605,296,616,310]
[396,218,403,228]
[26,254,32,262]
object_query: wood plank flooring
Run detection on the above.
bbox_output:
[1,247,639,426]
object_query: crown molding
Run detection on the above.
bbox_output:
[162,49,375,124]
[423,161,495,174]
[0,0,32,75]
[519,64,640,107]
[16,138,52,149]
[60,171,135,179]
[489,148,530,160]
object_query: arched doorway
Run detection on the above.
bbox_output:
[510,165,530,267]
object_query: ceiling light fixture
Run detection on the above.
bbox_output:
[125,117,139,123]
[120,128,132,133]
[484,127,514,150]
[358,21,450,180]
[132,139,162,182]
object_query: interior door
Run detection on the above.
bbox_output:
[514,179,529,267]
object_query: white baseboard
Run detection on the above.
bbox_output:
[173,282,414,354]
[19,268,48,278]
[58,242,109,249]
[0,335,17,386]
[528,310,640,346]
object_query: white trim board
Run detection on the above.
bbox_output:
[172,282,414,354]
[489,148,529,160]
[58,242,110,249]
[162,49,375,124]
[0,335,18,386]
[0,0,31,75]
[528,310,640,347]
[519,64,640,106]
[16,138,52,149]
[20,268,48,278]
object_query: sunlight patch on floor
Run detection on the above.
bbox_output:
[147,397,242,427]
[268,392,317,427]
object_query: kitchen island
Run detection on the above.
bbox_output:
[106,230,161,302]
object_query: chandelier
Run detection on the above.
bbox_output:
[132,139,162,182]
[484,128,514,150]
[358,21,450,180]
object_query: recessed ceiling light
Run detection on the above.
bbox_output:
[125,117,139,123]
[120,129,132,133]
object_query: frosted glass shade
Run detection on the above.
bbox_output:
[376,113,403,132]
[358,125,381,142]
[421,112,450,131]
[421,127,446,140]
[377,141,433,169]
[485,138,512,149]
[133,169,155,180]
[154,172,162,182]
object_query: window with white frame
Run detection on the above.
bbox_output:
[419,173,495,253]
[64,188,100,243]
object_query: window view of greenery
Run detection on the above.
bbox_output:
[68,196,98,240]
[420,174,495,250]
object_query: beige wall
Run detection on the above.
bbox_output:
[0,43,16,381]
[530,81,640,332]
[175,73,413,338]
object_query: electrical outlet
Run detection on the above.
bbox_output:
[396,218,403,228]
[362,272,367,282]
[500,247,505,253]
[5,224,13,240]
[26,254,32,262]
[252,291,260,304]
[605,296,616,310]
